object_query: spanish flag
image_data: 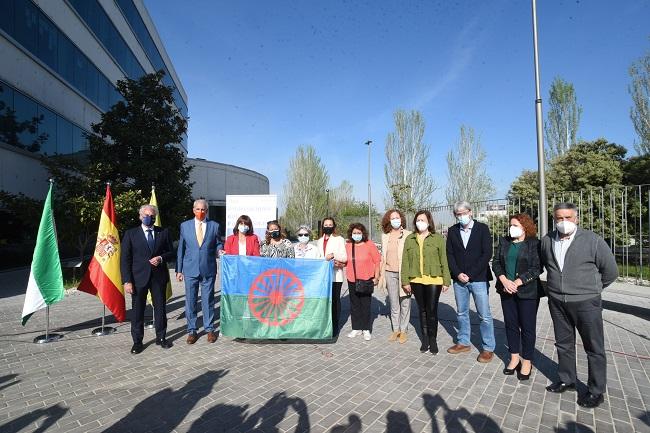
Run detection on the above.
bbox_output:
[148,186,172,303]
[78,184,126,322]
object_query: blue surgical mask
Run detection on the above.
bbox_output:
[238,224,249,233]
[390,218,402,229]
[142,215,154,227]
[352,234,363,242]
[457,214,471,226]
[297,234,309,244]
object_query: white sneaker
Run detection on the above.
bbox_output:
[347,330,361,338]
[362,330,371,341]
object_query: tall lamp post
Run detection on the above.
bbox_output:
[365,140,372,241]
[532,0,548,236]
[325,189,330,216]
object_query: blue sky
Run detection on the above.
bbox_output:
[145,0,649,208]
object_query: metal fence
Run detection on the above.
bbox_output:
[424,184,650,287]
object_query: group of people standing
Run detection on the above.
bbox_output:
[120,198,618,409]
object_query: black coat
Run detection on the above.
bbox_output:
[446,220,493,283]
[120,226,174,289]
[491,236,542,299]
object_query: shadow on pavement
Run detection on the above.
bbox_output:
[101,370,229,433]
[0,403,68,433]
[188,391,310,433]
[603,299,650,321]
[331,414,362,433]
[0,374,19,393]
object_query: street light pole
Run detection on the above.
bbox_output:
[365,140,372,241]
[325,189,330,216]
[531,0,548,236]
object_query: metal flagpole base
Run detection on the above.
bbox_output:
[33,333,64,344]
[91,327,116,336]
[144,320,155,329]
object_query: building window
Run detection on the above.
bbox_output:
[37,13,57,70]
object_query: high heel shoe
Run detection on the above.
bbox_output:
[503,361,521,376]
[517,364,532,381]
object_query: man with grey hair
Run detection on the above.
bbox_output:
[541,202,617,409]
[177,199,221,344]
[446,200,496,362]
[121,204,174,354]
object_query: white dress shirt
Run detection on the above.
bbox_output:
[553,229,577,271]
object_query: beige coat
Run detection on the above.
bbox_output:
[378,228,412,296]
[316,234,347,282]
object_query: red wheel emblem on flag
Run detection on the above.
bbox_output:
[248,269,305,326]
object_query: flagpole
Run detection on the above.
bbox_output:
[92,305,116,336]
[32,180,64,344]
[145,183,155,329]
[33,305,64,344]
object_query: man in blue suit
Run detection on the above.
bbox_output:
[176,199,221,344]
[121,204,174,354]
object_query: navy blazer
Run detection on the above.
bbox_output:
[120,225,174,289]
[491,236,542,299]
[176,218,220,278]
[446,220,493,283]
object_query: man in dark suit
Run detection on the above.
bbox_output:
[445,200,495,362]
[176,199,221,344]
[121,204,174,354]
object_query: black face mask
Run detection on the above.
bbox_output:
[270,230,281,239]
[323,226,334,235]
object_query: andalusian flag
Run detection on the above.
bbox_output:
[148,186,172,303]
[78,185,126,322]
[221,256,333,339]
[21,182,65,325]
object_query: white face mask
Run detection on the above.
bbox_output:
[390,218,402,229]
[415,221,429,232]
[509,225,524,239]
[297,234,309,244]
[556,220,576,235]
[238,224,249,233]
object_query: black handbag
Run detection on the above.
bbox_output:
[352,242,374,295]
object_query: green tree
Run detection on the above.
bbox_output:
[445,125,495,204]
[544,77,582,160]
[43,70,192,260]
[629,50,650,155]
[282,145,329,231]
[623,154,650,185]
[384,109,437,211]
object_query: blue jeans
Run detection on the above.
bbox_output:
[453,281,495,351]
[184,274,216,333]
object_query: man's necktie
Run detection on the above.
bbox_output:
[196,222,204,247]
[146,229,155,252]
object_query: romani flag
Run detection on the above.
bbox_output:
[21,182,65,325]
[78,184,126,322]
[148,186,172,303]
[220,255,333,339]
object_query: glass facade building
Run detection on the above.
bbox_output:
[0,0,188,162]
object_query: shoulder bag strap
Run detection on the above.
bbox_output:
[352,242,357,282]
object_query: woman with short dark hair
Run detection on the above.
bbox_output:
[492,213,542,380]
[223,214,260,256]
[345,222,381,341]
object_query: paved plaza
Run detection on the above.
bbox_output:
[0,268,649,433]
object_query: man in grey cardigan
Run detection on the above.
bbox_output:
[541,203,618,409]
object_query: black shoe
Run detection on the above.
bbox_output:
[429,342,438,355]
[546,382,576,393]
[577,393,604,409]
[419,342,429,353]
[156,338,172,349]
[503,362,521,376]
[517,366,532,381]
[130,343,143,354]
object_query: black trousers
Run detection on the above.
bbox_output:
[411,283,442,342]
[331,282,343,336]
[548,295,606,395]
[500,294,538,360]
[348,281,372,331]
[131,278,167,344]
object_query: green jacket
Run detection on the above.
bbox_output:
[401,232,451,286]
